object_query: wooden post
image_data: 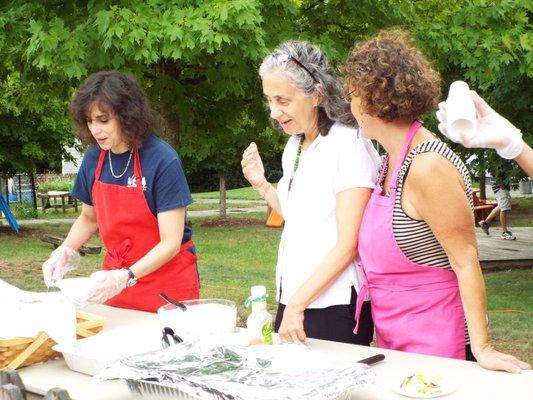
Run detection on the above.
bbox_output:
[29,174,37,211]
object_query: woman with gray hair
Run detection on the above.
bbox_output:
[241,40,380,345]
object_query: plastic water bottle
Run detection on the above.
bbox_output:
[245,285,273,345]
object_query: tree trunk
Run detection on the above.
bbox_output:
[479,173,486,200]
[219,170,227,219]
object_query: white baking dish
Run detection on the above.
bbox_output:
[53,324,162,376]
[157,299,237,341]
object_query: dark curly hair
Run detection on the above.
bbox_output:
[70,71,155,149]
[342,30,441,122]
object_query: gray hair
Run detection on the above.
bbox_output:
[259,40,356,135]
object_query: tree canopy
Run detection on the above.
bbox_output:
[0,0,295,178]
[0,0,531,186]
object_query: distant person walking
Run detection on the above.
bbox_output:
[478,181,516,240]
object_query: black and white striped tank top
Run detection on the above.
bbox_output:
[382,140,474,269]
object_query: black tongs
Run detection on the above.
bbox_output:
[161,327,183,349]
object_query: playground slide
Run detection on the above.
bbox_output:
[0,196,20,233]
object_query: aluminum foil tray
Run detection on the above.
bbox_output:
[127,379,200,400]
[126,379,357,400]
[100,342,375,400]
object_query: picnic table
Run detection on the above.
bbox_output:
[16,304,532,400]
[37,191,78,213]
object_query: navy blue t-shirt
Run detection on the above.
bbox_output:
[73,134,194,244]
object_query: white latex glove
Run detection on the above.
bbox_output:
[86,269,129,304]
[241,142,267,188]
[42,245,80,287]
[436,91,524,159]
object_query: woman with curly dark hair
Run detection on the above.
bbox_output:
[42,71,199,312]
[343,31,530,373]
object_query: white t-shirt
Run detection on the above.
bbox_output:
[276,122,380,308]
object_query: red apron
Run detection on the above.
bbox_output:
[355,120,465,359]
[92,148,199,312]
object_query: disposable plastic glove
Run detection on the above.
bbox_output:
[86,269,129,304]
[42,245,80,287]
[436,91,524,159]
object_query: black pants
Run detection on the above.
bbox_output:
[274,286,374,346]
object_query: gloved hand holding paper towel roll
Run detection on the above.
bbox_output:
[436,81,525,160]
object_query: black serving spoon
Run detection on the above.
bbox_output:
[159,292,187,311]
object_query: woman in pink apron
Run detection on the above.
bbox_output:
[42,71,199,312]
[342,31,529,373]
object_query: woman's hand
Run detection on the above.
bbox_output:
[474,344,531,373]
[86,269,129,304]
[241,142,267,187]
[278,304,306,343]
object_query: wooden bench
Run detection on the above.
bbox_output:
[473,189,497,224]
[40,234,101,256]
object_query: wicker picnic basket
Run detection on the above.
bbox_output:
[0,310,105,370]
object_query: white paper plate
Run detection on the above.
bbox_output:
[391,372,457,399]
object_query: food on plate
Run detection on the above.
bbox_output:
[399,373,444,397]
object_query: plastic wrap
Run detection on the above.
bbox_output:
[97,341,375,400]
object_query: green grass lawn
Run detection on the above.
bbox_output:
[193,186,263,200]
[187,201,264,211]
[0,217,531,363]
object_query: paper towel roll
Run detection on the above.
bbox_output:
[446,81,477,142]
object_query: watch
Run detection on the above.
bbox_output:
[125,268,138,287]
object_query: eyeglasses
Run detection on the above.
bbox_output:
[273,53,319,84]
[342,87,357,101]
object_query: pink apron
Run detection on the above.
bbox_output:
[355,120,465,359]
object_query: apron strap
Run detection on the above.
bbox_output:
[390,119,422,191]
[132,148,144,191]
[95,150,107,181]
[133,148,142,178]
[353,272,369,334]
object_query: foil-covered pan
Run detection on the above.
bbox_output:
[98,341,375,400]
